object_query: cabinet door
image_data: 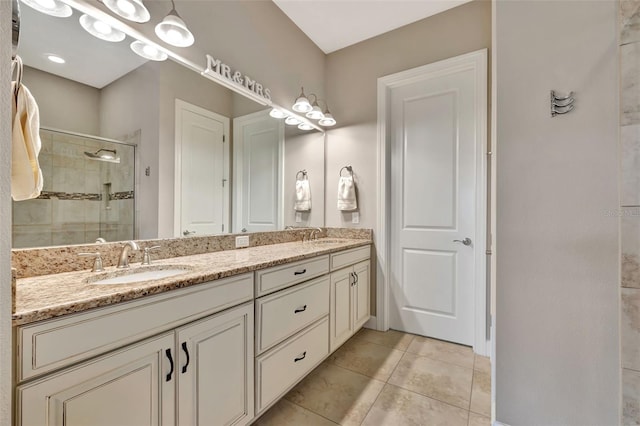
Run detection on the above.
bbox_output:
[330,268,353,352]
[17,333,175,426]
[176,302,254,426]
[353,260,371,330]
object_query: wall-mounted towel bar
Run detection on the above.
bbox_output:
[339,165,353,177]
[296,170,307,180]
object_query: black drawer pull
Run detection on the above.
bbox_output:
[294,269,307,275]
[181,342,190,374]
[294,351,307,362]
[165,349,174,382]
[294,305,307,314]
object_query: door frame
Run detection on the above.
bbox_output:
[375,49,489,355]
[174,99,230,237]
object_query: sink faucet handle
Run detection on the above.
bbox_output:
[141,246,161,265]
[78,252,104,272]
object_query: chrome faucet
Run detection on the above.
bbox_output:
[117,241,140,268]
[310,227,323,241]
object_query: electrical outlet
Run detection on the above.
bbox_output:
[352,212,360,224]
[295,212,302,223]
[235,235,249,248]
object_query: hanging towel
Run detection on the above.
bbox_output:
[337,175,357,211]
[295,176,311,211]
[11,57,43,201]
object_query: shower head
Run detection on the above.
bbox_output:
[84,148,120,163]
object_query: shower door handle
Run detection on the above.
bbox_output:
[453,238,472,246]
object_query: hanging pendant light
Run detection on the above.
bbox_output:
[319,106,336,126]
[130,40,168,61]
[79,14,126,42]
[20,0,71,17]
[269,108,287,119]
[103,0,150,23]
[285,116,301,126]
[155,0,194,47]
[298,123,313,131]
[306,99,324,120]
[292,87,312,113]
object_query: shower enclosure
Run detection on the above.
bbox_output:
[12,128,137,248]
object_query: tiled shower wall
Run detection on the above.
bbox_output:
[621,1,640,424]
[11,129,136,248]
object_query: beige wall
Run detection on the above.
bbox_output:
[22,66,100,135]
[1,2,12,423]
[495,1,619,424]
[324,0,491,230]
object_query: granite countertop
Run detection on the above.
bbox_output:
[13,238,371,326]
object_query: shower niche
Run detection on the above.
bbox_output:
[12,128,137,248]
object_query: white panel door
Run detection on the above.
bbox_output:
[176,303,254,426]
[175,100,229,237]
[233,110,284,233]
[390,59,481,346]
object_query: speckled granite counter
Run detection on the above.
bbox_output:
[13,238,371,326]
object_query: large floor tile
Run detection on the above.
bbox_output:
[254,399,338,426]
[329,337,404,381]
[361,384,468,426]
[468,412,491,426]
[285,362,385,426]
[470,370,491,417]
[406,335,474,369]
[388,352,473,410]
[354,328,416,351]
[473,354,491,374]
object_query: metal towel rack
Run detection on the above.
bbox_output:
[296,170,307,180]
[550,90,575,117]
[12,0,20,61]
[339,165,353,177]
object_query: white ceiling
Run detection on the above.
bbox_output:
[272,0,473,54]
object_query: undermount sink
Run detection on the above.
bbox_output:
[88,266,192,285]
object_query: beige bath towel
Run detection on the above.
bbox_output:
[11,73,43,201]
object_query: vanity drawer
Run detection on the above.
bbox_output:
[255,255,329,297]
[255,317,329,414]
[16,273,253,382]
[256,276,329,354]
[330,245,370,271]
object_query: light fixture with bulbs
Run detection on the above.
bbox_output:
[79,14,126,42]
[103,0,150,23]
[289,87,337,127]
[292,87,313,113]
[20,0,72,17]
[298,122,314,131]
[155,0,194,47]
[130,40,168,61]
[269,108,287,119]
[285,116,301,126]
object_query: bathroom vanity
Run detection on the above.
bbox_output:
[12,235,371,426]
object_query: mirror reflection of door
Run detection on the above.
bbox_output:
[175,99,230,237]
[233,110,284,233]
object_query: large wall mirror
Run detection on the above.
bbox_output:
[12,1,325,248]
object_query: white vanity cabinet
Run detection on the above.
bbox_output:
[17,332,175,426]
[329,247,371,352]
[15,274,255,426]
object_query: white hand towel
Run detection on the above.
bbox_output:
[295,178,311,211]
[11,81,43,201]
[337,175,357,211]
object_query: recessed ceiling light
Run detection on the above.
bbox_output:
[20,0,72,18]
[46,54,65,64]
[79,14,126,43]
[130,40,168,61]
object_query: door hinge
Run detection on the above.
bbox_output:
[223,135,226,142]
[222,178,227,187]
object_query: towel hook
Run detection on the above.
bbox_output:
[339,165,353,178]
[296,170,307,180]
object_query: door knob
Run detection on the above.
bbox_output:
[183,230,196,236]
[453,237,472,246]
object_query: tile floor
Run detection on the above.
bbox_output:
[255,328,491,426]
